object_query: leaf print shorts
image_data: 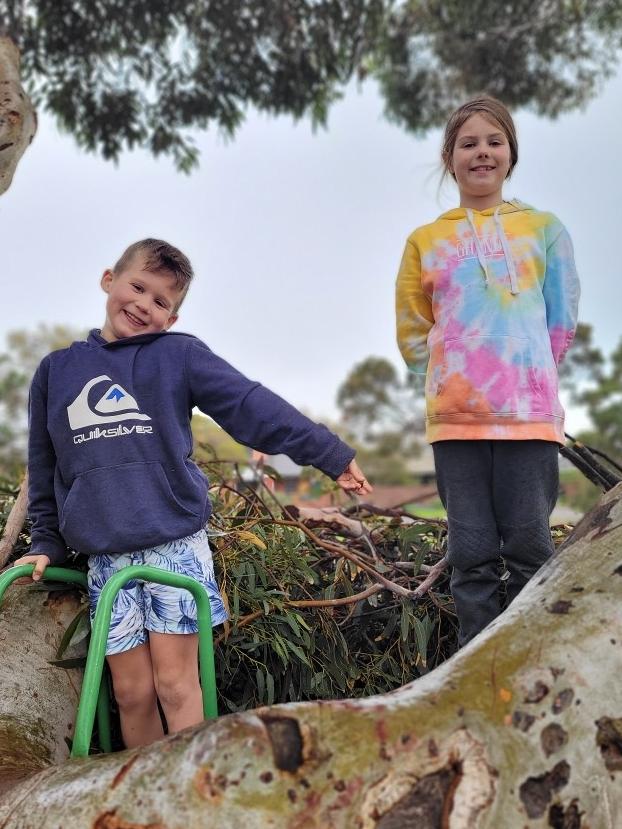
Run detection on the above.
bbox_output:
[87,528,228,655]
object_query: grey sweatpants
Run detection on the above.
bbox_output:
[432,440,559,646]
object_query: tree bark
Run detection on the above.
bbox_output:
[0,484,621,826]
[0,582,85,797]
[0,36,37,196]
[0,470,28,567]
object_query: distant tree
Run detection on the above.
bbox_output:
[191,412,249,465]
[2,1,622,193]
[336,356,424,484]
[560,323,622,461]
[0,325,85,472]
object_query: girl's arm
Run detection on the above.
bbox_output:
[542,222,581,366]
[395,238,434,375]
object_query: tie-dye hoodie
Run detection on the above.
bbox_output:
[395,201,580,444]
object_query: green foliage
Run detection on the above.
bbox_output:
[204,459,456,711]
[376,0,622,135]
[2,1,621,169]
[5,0,387,170]
[336,356,424,484]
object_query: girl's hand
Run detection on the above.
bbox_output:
[336,460,372,496]
[12,554,51,584]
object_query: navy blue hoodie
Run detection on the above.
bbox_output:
[28,331,355,563]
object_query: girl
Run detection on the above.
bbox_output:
[395,96,580,646]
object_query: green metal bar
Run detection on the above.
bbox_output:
[0,564,113,754]
[96,673,112,754]
[71,565,217,758]
[0,565,88,600]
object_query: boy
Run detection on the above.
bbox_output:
[14,238,371,748]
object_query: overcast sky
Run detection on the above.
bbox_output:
[2,70,619,433]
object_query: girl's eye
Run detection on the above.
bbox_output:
[132,284,143,292]
[156,300,167,308]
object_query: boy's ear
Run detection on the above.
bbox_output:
[100,269,115,293]
[163,313,178,331]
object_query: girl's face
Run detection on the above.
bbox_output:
[450,113,512,209]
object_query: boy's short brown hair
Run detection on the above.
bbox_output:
[114,239,194,309]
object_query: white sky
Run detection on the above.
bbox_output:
[1,72,619,434]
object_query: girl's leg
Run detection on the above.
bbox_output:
[433,440,502,646]
[492,440,559,603]
[106,642,164,748]
[148,632,203,733]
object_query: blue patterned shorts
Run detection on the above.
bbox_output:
[87,528,228,655]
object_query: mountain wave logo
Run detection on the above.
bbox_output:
[67,375,152,430]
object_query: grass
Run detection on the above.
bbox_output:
[404,500,446,519]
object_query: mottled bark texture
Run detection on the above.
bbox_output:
[0,583,85,797]
[0,484,621,827]
[0,36,36,195]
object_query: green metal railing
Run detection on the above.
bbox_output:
[0,564,217,758]
[0,565,112,754]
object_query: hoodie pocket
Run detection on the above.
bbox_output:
[432,335,547,416]
[59,461,201,554]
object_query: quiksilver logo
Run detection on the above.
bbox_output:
[68,375,151,430]
[74,424,153,445]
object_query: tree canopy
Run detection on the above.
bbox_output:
[1,0,620,171]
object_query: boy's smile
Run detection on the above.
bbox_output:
[100,254,182,342]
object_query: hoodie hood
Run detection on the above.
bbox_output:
[87,329,183,348]
[436,200,532,296]
[436,199,533,221]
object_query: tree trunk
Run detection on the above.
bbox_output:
[0,471,28,567]
[0,583,84,797]
[0,484,620,827]
[0,36,37,195]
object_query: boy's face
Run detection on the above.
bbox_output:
[100,254,183,342]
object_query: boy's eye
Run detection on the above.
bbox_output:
[131,283,143,292]
[156,300,167,308]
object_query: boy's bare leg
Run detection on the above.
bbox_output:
[106,642,164,748]
[148,632,203,734]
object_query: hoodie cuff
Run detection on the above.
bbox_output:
[30,536,69,565]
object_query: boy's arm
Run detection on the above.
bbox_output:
[543,222,581,366]
[396,237,434,375]
[27,367,68,565]
[186,340,355,480]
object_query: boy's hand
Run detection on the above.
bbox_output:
[12,554,51,584]
[336,460,372,496]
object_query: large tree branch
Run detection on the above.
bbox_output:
[0,36,36,196]
[2,484,621,825]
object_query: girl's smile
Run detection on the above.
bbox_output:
[451,113,512,209]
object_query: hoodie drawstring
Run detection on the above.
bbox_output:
[494,207,520,295]
[466,209,490,288]
[466,206,520,296]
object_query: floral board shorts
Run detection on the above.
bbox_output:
[87,528,228,655]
